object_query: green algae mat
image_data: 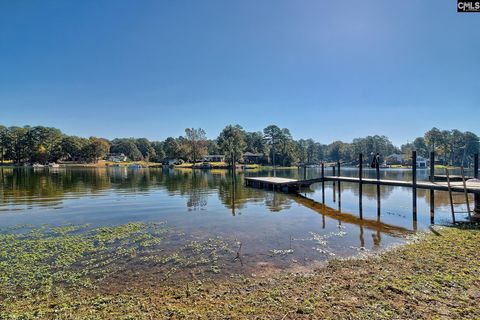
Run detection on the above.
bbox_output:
[1,222,479,319]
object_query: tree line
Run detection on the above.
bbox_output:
[400,128,479,166]
[0,124,478,166]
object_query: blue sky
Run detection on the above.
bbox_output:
[0,0,479,146]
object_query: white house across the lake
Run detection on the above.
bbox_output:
[416,156,428,168]
[385,153,404,165]
[385,153,429,168]
[106,153,128,162]
[203,155,225,162]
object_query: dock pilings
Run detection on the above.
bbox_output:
[412,151,417,221]
[337,161,341,210]
[376,153,381,217]
[359,153,363,219]
[321,162,325,204]
[245,151,480,224]
[430,151,435,223]
[475,153,479,212]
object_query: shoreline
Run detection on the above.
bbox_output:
[0,161,465,171]
[0,162,294,170]
[1,223,478,319]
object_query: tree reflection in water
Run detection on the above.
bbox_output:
[1,166,470,271]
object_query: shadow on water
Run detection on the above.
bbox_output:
[293,193,413,235]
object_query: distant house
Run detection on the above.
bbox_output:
[162,158,180,166]
[243,152,268,164]
[203,155,225,162]
[416,156,428,168]
[106,153,128,162]
[385,154,404,165]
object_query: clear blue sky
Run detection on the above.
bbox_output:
[1,0,479,146]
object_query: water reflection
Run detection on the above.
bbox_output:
[1,167,469,218]
[294,194,412,235]
[0,167,468,274]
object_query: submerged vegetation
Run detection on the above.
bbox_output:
[0,222,233,318]
[0,223,167,296]
[0,222,479,319]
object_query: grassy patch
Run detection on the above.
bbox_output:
[104,160,163,167]
[434,164,459,170]
[174,162,229,168]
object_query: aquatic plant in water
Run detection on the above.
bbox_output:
[0,221,232,304]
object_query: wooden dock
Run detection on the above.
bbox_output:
[432,175,474,182]
[245,152,480,223]
[244,177,302,192]
[245,176,480,193]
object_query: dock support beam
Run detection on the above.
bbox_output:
[475,153,479,213]
[332,166,336,203]
[359,153,363,219]
[321,163,325,204]
[430,151,435,223]
[376,153,381,217]
[412,151,417,221]
[337,161,341,210]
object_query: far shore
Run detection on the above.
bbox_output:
[0,161,465,171]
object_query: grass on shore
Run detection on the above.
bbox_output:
[173,161,228,168]
[174,162,262,169]
[104,160,162,167]
[434,164,460,170]
[388,164,460,170]
[0,222,479,319]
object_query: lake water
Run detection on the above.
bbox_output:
[0,166,472,277]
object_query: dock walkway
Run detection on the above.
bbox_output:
[245,176,480,193]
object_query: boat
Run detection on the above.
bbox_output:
[128,163,143,169]
[48,163,60,168]
[32,163,45,168]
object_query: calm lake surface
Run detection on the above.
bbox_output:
[0,166,472,276]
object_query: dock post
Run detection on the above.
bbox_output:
[337,161,341,210]
[376,153,381,217]
[321,163,325,204]
[429,151,435,223]
[303,165,307,180]
[332,166,336,202]
[359,153,363,219]
[412,151,417,221]
[475,153,479,212]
